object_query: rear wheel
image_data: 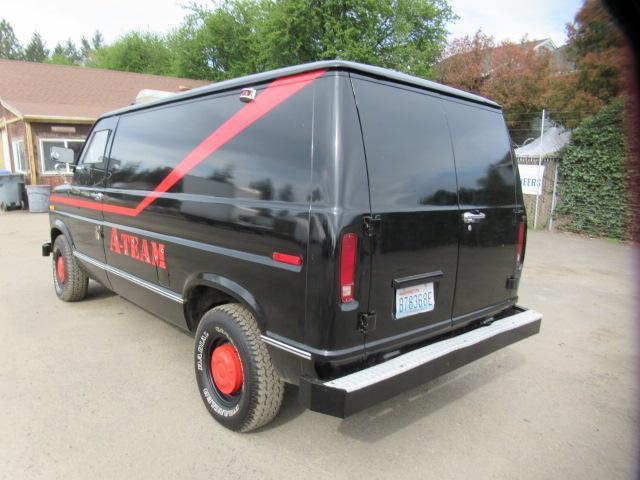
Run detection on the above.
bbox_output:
[52,235,88,302]
[194,303,284,432]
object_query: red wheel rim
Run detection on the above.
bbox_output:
[210,343,243,395]
[56,255,65,284]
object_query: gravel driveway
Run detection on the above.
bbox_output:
[0,212,637,479]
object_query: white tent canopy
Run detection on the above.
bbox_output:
[514,126,571,157]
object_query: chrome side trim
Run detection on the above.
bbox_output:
[260,335,312,360]
[55,210,102,225]
[73,251,184,304]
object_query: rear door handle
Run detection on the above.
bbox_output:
[462,211,486,224]
[90,192,103,201]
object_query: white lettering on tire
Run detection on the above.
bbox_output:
[196,331,209,371]
[203,388,240,416]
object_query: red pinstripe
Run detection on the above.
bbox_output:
[49,69,327,217]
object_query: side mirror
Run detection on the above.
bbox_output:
[50,146,75,164]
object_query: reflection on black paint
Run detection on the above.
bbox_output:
[420,189,458,206]
[354,80,459,211]
[108,86,314,205]
[443,101,515,207]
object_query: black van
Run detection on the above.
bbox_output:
[42,61,542,432]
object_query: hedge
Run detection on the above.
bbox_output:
[556,99,630,239]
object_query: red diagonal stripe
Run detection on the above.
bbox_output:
[49,68,327,217]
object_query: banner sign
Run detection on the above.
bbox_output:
[518,164,545,196]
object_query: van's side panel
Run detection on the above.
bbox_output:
[442,99,519,322]
[304,73,371,357]
[103,78,316,338]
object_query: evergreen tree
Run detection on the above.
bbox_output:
[63,38,82,64]
[48,38,82,65]
[24,32,48,62]
[0,18,23,59]
[80,36,92,64]
[91,30,104,50]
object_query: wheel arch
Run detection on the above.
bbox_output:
[183,272,266,333]
[51,218,74,247]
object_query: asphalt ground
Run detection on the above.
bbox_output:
[0,211,637,479]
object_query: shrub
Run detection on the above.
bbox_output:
[556,99,629,239]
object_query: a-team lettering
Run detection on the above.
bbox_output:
[109,227,166,269]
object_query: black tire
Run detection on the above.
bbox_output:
[52,235,89,302]
[194,303,284,432]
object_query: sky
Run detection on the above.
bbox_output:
[447,0,584,46]
[0,0,584,49]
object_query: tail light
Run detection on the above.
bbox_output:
[516,222,526,264]
[339,233,358,303]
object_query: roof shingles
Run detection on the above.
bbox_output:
[0,59,210,119]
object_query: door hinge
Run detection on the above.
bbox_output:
[357,312,377,333]
[363,215,382,237]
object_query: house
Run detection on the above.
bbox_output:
[0,59,209,186]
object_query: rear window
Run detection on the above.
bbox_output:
[107,85,314,203]
[351,78,458,211]
[443,100,515,207]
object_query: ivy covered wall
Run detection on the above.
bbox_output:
[556,99,630,239]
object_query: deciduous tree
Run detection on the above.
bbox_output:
[436,31,554,117]
[565,0,625,104]
[170,0,455,81]
[89,31,173,75]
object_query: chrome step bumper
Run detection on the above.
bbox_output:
[299,307,542,418]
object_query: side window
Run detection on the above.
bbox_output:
[80,130,110,165]
[443,100,515,207]
[351,78,458,211]
[108,85,314,203]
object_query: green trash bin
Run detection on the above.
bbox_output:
[0,174,25,211]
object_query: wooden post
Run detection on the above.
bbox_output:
[24,121,37,185]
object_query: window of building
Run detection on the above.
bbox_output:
[12,139,27,173]
[40,139,85,174]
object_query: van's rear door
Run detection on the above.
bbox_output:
[442,99,518,322]
[350,75,459,354]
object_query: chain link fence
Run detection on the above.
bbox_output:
[515,155,561,229]
[507,109,579,230]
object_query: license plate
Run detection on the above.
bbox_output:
[395,283,435,319]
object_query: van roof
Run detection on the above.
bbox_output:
[103,60,500,118]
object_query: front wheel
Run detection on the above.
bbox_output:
[52,235,88,302]
[194,304,284,432]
